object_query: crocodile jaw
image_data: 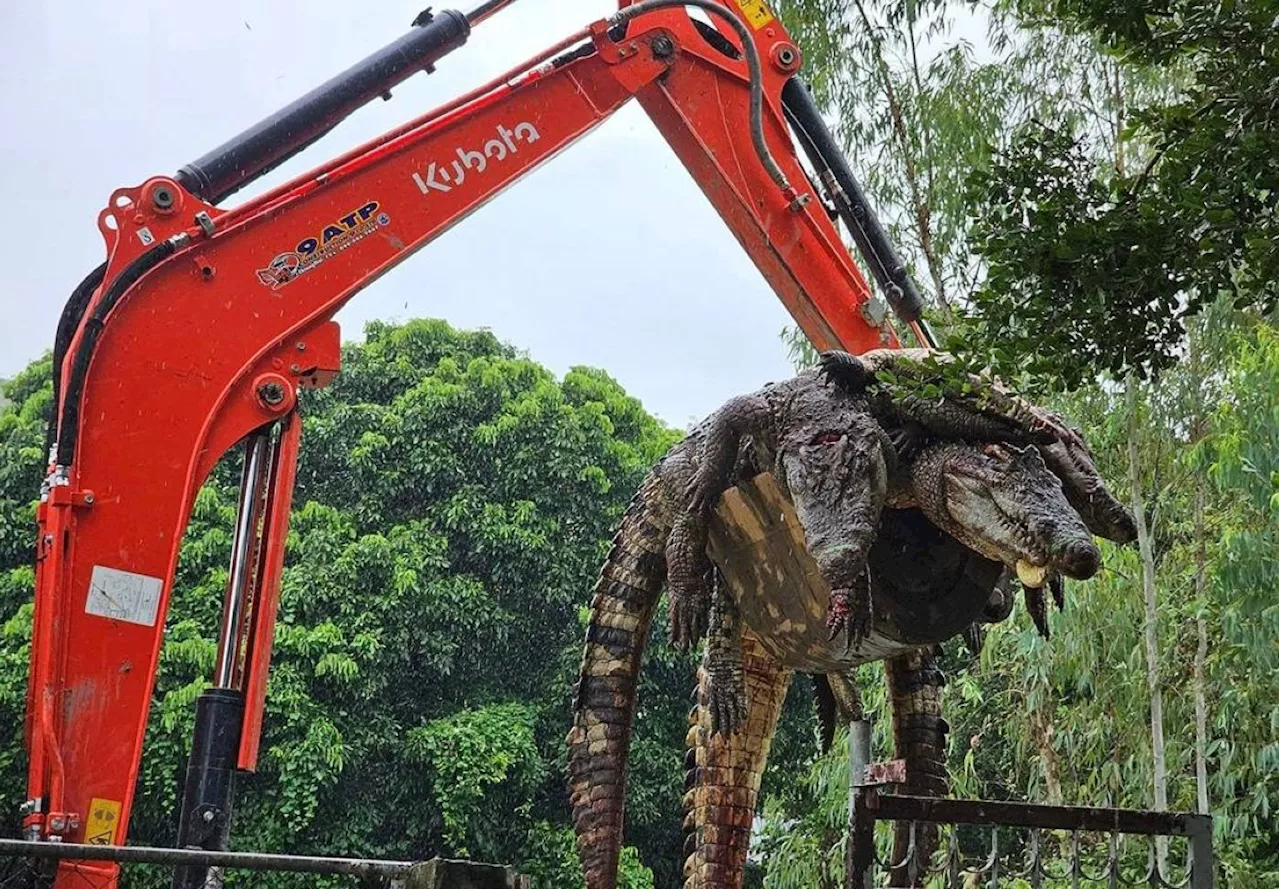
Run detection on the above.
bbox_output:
[1016,559,1048,588]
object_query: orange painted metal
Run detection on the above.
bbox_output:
[236,412,304,772]
[26,3,892,881]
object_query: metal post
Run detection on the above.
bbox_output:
[846,719,873,889]
[1187,816,1214,889]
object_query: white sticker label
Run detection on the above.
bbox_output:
[86,566,163,626]
[136,227,155,246]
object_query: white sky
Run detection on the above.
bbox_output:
[0,1,811,428]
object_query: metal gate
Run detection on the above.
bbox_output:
[845,721,1215,888]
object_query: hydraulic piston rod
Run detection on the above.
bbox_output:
[175,9,472,203]
[781,77,936,345]
[173,430,273,889]
[213,431,272,689]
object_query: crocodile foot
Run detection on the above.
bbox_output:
[817,350,871,390]
[961,622,985,656]
[669,589,711,651]
[1023,582,1051,639]
[888,420,925,464]
[826,584,873,652]
[1049,571,1065,611]
[708,668,748,736]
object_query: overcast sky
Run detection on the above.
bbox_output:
[0,1,813,428]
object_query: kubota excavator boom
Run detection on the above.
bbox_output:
[25,1,932,886]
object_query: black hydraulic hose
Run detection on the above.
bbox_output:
[45,262,107,458]
[56,239,184,468]
[608,0,793,197]
[780,77,927,327]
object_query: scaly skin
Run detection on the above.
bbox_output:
[682,630,790,889]
[901,440,1133,640]
[702,437,1122,729]
[679,353,1111,652]
[690,510,1002,889]
[567,473,671,887]
[569,371,1137,889]
[820,348,1136,548]
[885,648,948,885]
[672,379,899,652]
[818,348,1086,449]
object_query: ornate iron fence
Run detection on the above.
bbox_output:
[845,722,1216,888]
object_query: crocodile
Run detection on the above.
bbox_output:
[816,348,1138,548]
[665,353,1085,656]
[568,413,1136,889]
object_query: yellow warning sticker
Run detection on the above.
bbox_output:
[737,0,776,28]
[85,798,121,846]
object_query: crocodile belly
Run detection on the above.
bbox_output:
[708,473,999,673]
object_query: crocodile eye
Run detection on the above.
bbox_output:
[812,432,843,445]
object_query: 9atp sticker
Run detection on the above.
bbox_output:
[85,798,122,845]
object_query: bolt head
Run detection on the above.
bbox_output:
[257,381,287,406]
[152,186,175,210]
[202,810,215,823]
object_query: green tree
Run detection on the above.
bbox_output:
[960,0,1277,384]
[0,320,702,886]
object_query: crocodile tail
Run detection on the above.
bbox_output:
[683,630,791,889]
[568,473,670,889]
[886,648,949,886]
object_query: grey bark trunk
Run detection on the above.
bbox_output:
[1194,483,1211,815]
[1189,330,1212,818]
[1126,376,1169,874]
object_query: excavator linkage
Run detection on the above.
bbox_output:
[24,1,927,885]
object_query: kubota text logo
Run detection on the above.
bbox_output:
[256,201,390,290]
[411,122,541,195]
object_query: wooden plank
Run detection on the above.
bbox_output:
[708,473,907,672]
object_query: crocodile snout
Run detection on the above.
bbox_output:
[1058,539,1101,579]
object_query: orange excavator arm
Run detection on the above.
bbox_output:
[25,1,931,885]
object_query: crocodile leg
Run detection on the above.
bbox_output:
[568,473,672,889]
[669,394,774,649]
[684,630,791,889]
[706,570,747,736]
[886,648,949,886]
[814,671,864,753]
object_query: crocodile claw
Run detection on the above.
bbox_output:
[817,351,871,391]
[669,591,710,651]
[961,622,985,656]
[826,586,873,652]
[888,421,925,464]
[708,672,748,736]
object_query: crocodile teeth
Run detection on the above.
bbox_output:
[1016,559,1048,588]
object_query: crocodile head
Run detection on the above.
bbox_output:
[775,404,893,593]
[1037,419,1138,544]
[909,440,1102,588]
